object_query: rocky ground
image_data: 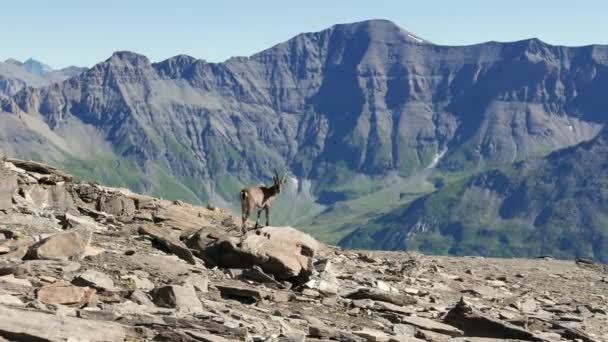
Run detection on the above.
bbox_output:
[0,158,606,342]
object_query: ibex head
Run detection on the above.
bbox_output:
[272,169,288,193]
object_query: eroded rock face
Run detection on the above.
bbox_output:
[198,226,319,283]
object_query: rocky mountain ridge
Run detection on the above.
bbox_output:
[0,158,607,341]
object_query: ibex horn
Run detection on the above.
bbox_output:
[273,168,279,182]
[281,172,288,183]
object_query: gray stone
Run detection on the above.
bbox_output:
[0,305,132,341]
[400,315,463,337]
[138,225,196,264]
[72,269,116,291]
[346,288,417,306]
[150,284,202,313]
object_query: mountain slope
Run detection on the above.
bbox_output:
[1,19,608,245]
[341,128,608,261]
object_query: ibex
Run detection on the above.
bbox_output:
[240,170,287,234]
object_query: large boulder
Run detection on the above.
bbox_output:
[29,229,92,261]
[0,306,133,341]
[196,226,319,283]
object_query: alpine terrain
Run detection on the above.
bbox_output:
[0,19,607,260]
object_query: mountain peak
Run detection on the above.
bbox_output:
[23,58,53,75]
[107,51,150,67]
[4,58,23,66]
[331,19,429,44]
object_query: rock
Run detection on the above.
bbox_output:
[444,298,546,341]
[178,274,209,293]
[515,297,538,313]
[153,203,214,233]
[393,324,416,336]
[376,280,398,293]
[461,285,509,299]
[29,228,92,261]
[0,274,32,293]
[216,284,268,303]
[77,308,119,321]
[0,173,18,211]
[25,259,81,273]
[37,282,95,305]
[137,225,196,264]
[150,284,202,313]
[242,265,287,289]
[122,274,155,291]
[399,315,463,337]
[0,305,133,341]
[345,288,417,306]
[60,212,105,231]
[199,226,319,283]
[0,261,30,276]
[6,158,73,182]
[0,246,28,262]
[415,329,451,342]
[373,300,415,315]
[353,328,390,341]
[129,289,155,306]
[72,269,116,291]
[353,298,375,308]
[0,293,24,306]
[99,194,136,221]
[183,330,233,342]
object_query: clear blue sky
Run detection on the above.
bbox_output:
[1,0,606,69]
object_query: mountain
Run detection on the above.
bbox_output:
[341,127,608,261]
[0,58,86,97]
[22,58,53,75]
[1,19,608,254]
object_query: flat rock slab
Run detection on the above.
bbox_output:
[373,300,415,315]
[401,315,464,337]
[0,293,24,306]
[345,288,417,306]
[183,330,233,342]
[353,328,390,341]
[31,229,91,261]
[37,282,95,305]
[0,274,32,293]
[216,284,268,302]
[0,306,132,341]
[73,269,116,291]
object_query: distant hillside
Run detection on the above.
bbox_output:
[341,128,608,261]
